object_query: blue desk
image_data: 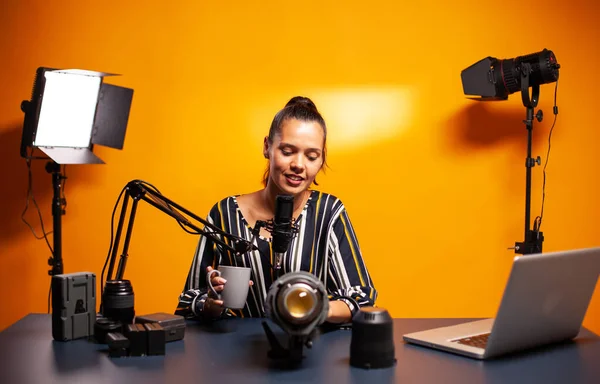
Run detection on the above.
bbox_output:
[1,314,599,383]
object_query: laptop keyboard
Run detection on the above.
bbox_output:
[452,333,490,349]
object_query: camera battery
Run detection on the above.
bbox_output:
[51,272,96,341]
[135,312,185,342]
[125,323,147,356]
[143,323,166,355]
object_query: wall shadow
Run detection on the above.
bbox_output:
[443,101,545,154]
[0,123,92,248]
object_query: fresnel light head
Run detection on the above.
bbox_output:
[461,48,560,103]
[263,271,329,364]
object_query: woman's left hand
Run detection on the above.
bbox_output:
[326,300,352,323]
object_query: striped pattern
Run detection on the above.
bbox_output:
[176,190,377,319]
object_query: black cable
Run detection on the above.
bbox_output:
[100,186,127,297]
[22,148,58,314]
[135,180,202,235]
[100,179,237,302]
[100,180,199,296]
[48,281,52,314]
[99,180,199,312]
[61,164,67,200]
[22,147,57,314]
[136,180,255,266]
[535,79,559,232]
[22,151,56,311]
[21,153,54,253]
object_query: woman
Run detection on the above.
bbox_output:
[176,96,376,324]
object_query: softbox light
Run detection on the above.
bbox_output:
[20,67,134,164]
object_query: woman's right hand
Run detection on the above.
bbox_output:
[203,266,227,318]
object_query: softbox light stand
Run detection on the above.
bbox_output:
[514,63,544,255]
[20,67,134,276]
[46,161,66,275]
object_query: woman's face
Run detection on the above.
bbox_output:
[264,118,325,196]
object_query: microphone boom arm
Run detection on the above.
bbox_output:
[106,180,257,282]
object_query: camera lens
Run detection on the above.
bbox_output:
[102,280,135,324]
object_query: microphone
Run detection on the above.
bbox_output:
[272,195,295,271]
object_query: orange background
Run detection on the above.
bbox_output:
[1,1,598,334]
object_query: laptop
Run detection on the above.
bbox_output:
[403,247,600,359]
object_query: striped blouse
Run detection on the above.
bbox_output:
[176,190,377,320]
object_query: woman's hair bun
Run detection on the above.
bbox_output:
[285,96,317,111]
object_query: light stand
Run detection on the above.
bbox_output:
[46,161,67,275]
[460,50,559,255]
[514,62,544,255]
